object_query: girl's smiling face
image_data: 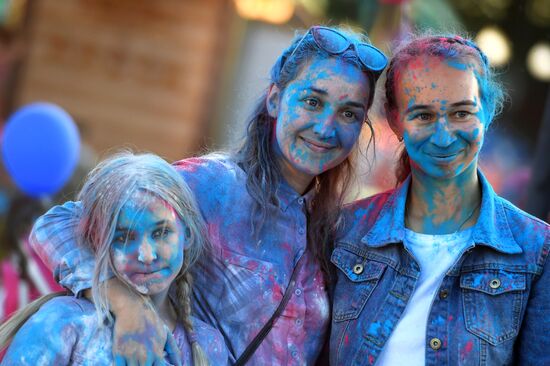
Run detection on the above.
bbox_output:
[391,55,487,180]
[111,191,186,296]
[268,56,370,185]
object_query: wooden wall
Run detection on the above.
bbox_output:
[15,0,232,161]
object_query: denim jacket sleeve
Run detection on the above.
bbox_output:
[515,232,550,366]
[29,201,96,295]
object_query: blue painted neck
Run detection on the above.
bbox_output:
[407,161,482,234]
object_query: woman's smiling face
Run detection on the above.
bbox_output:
[268,56,370,183]
[392,55,487,180]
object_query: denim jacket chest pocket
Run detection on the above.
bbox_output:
[460,269,526,345]
[331,246,386,321]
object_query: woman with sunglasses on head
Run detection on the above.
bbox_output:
[30,26,387,365]
[330,34,549,365]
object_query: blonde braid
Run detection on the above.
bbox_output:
[175,266,209,366]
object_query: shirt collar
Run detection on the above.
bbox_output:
[362,171,522,255]
[471,171,522,254]
[362,176,409,247]
[277,177,315,212]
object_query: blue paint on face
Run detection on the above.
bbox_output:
[111,191,186,296]
[396,56,486,181]
[270,56,370,189]
[407,96,417,110]
[391,55,489,232]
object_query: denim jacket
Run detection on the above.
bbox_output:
[330,172,550,366]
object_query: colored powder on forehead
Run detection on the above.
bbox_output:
[406,56,427,70]
[446,58,468,71]
[339,94,349,101]
[119,191,177,226]
[312,69,331,80]
[314,56,362,82]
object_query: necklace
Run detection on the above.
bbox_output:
[405,201,481,233]
[454,201,481,232]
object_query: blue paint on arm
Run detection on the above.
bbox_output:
[2,297,80,365]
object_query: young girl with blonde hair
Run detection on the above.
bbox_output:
[0,152,227,365]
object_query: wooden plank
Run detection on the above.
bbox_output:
[15,0,230,160]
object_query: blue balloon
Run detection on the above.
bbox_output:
[2,103,80,197]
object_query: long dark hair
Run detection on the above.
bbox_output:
[235,27,379,278]
[384,34,506,184]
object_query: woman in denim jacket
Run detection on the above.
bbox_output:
[330,35,549,366]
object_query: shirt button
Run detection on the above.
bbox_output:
[489,278,501,289]
[295,318,303,326]
[291,350,298,358]
[298,198,305,205]
[352,264,364,275]
[429,338,442,350]
[298,227,305,235]
[294,288,302,296]
[439,289,449,299]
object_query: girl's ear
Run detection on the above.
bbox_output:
[266,83,281,118]
[384,102,404,139]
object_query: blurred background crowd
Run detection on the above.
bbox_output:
[0,0,548,326]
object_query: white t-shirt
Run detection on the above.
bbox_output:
[376,228,473,366]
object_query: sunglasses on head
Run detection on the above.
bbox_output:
[284,26,388,73]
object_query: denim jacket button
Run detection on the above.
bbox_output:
[439,289,449,299]
[489,278,501,289]
[352,264,364,275]
[429,338,442,350]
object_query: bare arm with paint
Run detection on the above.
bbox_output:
[30,202,171,365]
